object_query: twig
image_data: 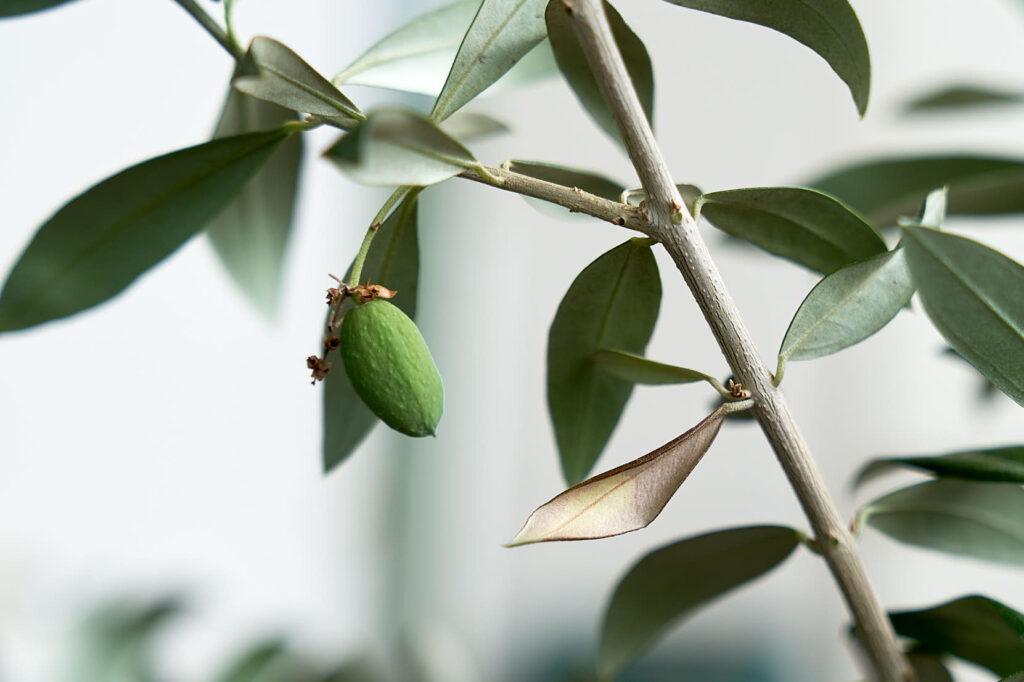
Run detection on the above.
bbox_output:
[460,165,647,232]
[171,0,246,62]
[563,1,912,680]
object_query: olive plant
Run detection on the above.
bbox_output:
[3,1,1024,681]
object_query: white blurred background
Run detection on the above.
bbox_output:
[1,0,1024,680]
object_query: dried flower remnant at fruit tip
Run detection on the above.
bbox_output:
[307,275,399,384]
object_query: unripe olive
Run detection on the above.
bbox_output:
[340,299,443,437]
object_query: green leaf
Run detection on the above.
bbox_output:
[431,0,548,121]
[592,348,718,386]
[890,595,1024,676]
[901,225,1024,407]
[907,653,953,682]
[548,238,662,485]
[233,37,363,128]
[856,447,1024,487]
[323,108,478,187]
[507,407,726,546]
[899,187,948,230]
[66,595,183,682]
[334,0,555,100]
[778,248,912,363]
[503,159,624,220]
[0,0,77,16]
[599,525,802,678]
[697,187,886,274]
[206,81,303,318]
[212,638,291,682]
[440,111,510,142]
[1002,673,1024,682]
[860,479,1024,566]
[661,0,870,115]
[545,0,654,146]
[323,195,420,473]
[333,0,480,95]
[904,85,1024,114]
[0,129,291,332]
[809,156,1024,227]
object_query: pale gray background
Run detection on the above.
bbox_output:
[1,0,1024,680]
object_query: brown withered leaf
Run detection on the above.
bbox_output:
[506,407,726,546]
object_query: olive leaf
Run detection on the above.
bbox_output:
[859,479,1024,567]
[855,447,1024,488]
[545,0,653,147]
[323,108,478,187]
[697,187,886,274]
[211,638,306,682]
[0,128,292,332]
[65,595,184,682]
[507,407,725,546]
[323,194,420,473]
[206,80,303,318]
[233,37,363,128]
[333,0,555,98]
[809,155,1024,227]
[592,349,720,388]
[0,0,77,16]
[440,111,511,142]
[778,248,913,364]
[431,0,548,121]
[661,0,870,115]
[907,654,953,682]
[890,595,1024,676]
[901,225,1024,408]
[333,0,480,95]
[548,238,662,485]
[599,525,803,678]
[904,85,1024,114]
[900,186,948,230]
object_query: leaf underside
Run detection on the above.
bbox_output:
[547,238,662,485]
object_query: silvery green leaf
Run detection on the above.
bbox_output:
[599,525,802,678]
[905,85,1024,114]
[902,226,1024,407]
[431,0,548,121]
[548,238,661,484]
[206,81,303,318]
[323,109,477,187]
[890,596,1024,676]
[234,36,363,128]
[333,0,480,96]
[779,249,912,363]
[809,156,1024,227]
[698,187,886,274]
[860,480,1024,566]
[0,129,292,331]
[440,110,510,142]
[662,0,870,115]
[545,0,653,147]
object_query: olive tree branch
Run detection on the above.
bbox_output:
[560,1,912,680]
[459,165,648,231]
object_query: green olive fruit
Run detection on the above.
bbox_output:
[340,299,443,437]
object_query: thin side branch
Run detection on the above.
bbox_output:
[460,165,648,232]
[171,0,245,62]
[564,1,912,680]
